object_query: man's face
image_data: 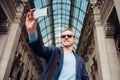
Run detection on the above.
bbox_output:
[61,30,76,48]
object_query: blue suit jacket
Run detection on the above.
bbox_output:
[29,39,89,80]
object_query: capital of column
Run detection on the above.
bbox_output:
[92,6,102,26]
[13,3,27,28]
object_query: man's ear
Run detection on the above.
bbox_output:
[74,37,76,42]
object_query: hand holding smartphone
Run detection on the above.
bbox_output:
[33,7,48,18]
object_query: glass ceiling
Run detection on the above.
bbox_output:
[33,0,88,51]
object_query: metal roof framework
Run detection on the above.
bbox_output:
[34,0,88,51]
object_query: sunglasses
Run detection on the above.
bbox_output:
[61,34,74,38]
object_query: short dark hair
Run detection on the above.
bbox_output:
[62,28,74,33]
[62,28,75,37]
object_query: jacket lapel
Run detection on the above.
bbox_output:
[74,54,82,80]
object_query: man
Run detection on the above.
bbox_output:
[26,9,89,80]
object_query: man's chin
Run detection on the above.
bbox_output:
[63,44,70,48]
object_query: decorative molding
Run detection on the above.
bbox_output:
[100,0,114,24]
[0,20,9,34]
[105,23,115,38]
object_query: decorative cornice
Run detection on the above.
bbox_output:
[100,0,114,24]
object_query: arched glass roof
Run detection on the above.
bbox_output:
[34,0,89,51]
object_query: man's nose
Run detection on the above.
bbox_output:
[65,35,68,38]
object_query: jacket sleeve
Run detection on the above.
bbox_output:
[81,59,89,80]
[28,38,55,59]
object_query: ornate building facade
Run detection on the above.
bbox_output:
[0,0,44,80]
[76,0,120,80]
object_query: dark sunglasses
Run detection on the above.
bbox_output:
[61,34,74,38]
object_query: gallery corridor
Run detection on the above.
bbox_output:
[0,0,120,80]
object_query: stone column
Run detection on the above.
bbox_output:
[113,0,120,23]
[93,7,112,80]
[106,39,120,80]
[105,23,120,80]
[0,22,22,80]
[0,3,25,80]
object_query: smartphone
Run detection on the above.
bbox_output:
[33,7,48,18]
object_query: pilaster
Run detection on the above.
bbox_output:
[0,22,22,80]
[105,23,120,80]
[0,4,25,80]
[93,7,112,80]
